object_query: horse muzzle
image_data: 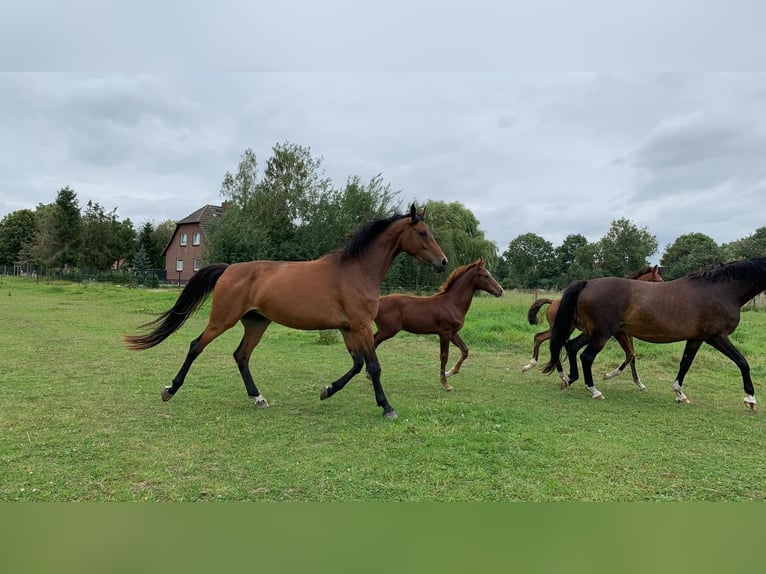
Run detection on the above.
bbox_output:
[431,257,448,272]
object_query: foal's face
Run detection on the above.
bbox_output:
[400,217,448,272]
[473,266,504,297]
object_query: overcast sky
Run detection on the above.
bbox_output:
[2,5,765,263]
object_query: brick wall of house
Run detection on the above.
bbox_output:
[164,222,206,283]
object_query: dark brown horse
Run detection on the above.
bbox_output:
[372,259,503,391]
[522,265,663,391]
[542,257,766,409]
[125,205,447,419]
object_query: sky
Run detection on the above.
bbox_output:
[1,4,765,263]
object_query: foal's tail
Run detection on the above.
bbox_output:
[540,280,587,374]
[527,298,554,325]
[124,263,229,350]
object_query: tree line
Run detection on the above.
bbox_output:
[2,141,765,289]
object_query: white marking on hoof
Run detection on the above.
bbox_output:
[636,382,647,391]
[604,368,623,380]
[383,410,398,420]
[672,380,690,404]
[254,395,270,408]
[521,358,537,373]
[744,395,757,411]
[587,387,604,400]
[445,368,455,378]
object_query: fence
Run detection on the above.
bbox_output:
[0,265,169,287]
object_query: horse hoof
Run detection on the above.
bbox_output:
[383,410,398,420]
[442,384,454,392]
[593,393,605,400]
[161,387,173,402]
[319,386,331,400]
[254,395,269,408]
[744,398,757,411]
[675,397,691,404]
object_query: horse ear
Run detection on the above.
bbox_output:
[420,206,427,219]
[409,204,417,221]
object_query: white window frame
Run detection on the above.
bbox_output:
[180,232,187,246]
[192,232,201,246]
[193,257,201,271]
[176,259,184,272]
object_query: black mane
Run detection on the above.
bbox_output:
[687,257,766,283]
[341,212,413,261]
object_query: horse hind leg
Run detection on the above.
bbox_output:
[162,322,228,401]
[605,333,646,390]
[522,330,549,373]
[234,313,272,408]
[706,334,757,411]
[444,332,468,377]
[445,332,469,381]
[671,339,703,405]
[579,335,609,400]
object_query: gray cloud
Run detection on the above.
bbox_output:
[2,72,766,262]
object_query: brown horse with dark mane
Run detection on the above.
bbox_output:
[373,259,503,391]
[542,257,766,409]
[125,205,447,419]
[522,265,663,391]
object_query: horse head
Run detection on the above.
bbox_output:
[400,204,448,272]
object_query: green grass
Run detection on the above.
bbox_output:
[2,277,766,501]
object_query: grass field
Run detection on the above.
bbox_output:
[2,276,766,501]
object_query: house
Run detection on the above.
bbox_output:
[163,204,224,283]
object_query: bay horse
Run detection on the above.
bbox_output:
[521,265,663,391]
[372,259,503,391]
[125,205,448,419]
[541,257,766,409]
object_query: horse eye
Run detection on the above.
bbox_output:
[418,230,427,237]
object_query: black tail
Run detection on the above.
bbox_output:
[540,281,587,374]
[527,298,553,325]
[125,264,229,350]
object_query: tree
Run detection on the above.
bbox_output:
[292,173,400,261]
[209,144,335,263]
[725,227,766,261]
[0,209,38,266]
[113,218,137,267]
[79,200,120,271]
[660,232,722,280]
[596,218,658,277]
[19,203,57,269]
[50,186,82,269]
[132,246,151,285]
[502,233,556,289]
[554,233,593,286]
[137,222,164,269]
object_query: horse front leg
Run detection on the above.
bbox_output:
[321,328,397,419]
[439,334,454,391]
[671,339,703,404]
